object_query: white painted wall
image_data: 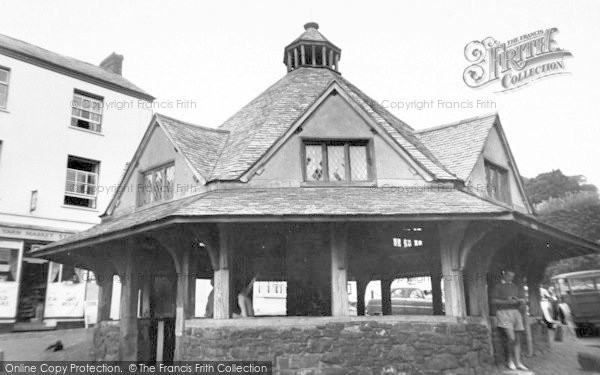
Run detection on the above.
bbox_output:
[0,53,153,231]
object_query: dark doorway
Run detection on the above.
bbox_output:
[16,260,47,322]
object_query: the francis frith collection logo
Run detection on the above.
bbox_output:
[463,28,572,92]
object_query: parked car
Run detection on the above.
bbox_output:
[550,270,600,336]
[366,287,433,316]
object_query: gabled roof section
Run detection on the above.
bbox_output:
[155,114,229,179]
[416,113,498,180]
[0,33,153,100]
[103,114,228,216]
[211,67,457,181]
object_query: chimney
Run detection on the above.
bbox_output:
[99,52,124,75]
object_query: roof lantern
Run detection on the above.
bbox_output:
[283,22,341,73]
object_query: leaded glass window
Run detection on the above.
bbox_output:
[139,163,175,206]
[303,140,371,182]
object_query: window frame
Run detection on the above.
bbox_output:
[301,139,374,184]
[64,155,100,209]
[137,162,175,207]
[0,66,10,110]
[71,90,104,133]
[484,159,511,204]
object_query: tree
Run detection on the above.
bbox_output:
[523,169,597,205]
[523,171,600,280]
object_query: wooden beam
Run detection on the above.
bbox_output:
[439,222,469,317]
[330,223,349,317]
[213,223,232,319]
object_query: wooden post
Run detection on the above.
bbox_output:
[287,51,292,71]
[381,277,393,315]
[322,47,327,66]
[174,248,191,360]
[140,274,152,319]
[213,224,232,319]
[294,48,299,69]
[311,45,316,66]
[467,270,489,319]
[356,278,368,316]
[329,50,334,69]
[300,45,306,65]
[96,269,114,321]
[334,54,340,71]
[118,251,139,361]
[187,272,196,318]
[439,222,468,317]
[527,273,543,318]
[431,270,444,315]
[330,223,349,317]
[156,320,164,362]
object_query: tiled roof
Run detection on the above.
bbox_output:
[35,187,509,253]
[416,114,498,180]
[211,67,456,181]
[337,78,456,180]
[0,33,153,100]
[156,114,229,179]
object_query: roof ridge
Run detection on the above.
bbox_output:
[416,112,498,134]
[0,32,117,76]
[0,33,152,99]
[155,113,229,134]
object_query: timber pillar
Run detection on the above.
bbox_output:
[438,222,468,317]
[330,223,349,317]
[117,250,139,361]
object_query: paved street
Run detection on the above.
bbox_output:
[1,328,599,374]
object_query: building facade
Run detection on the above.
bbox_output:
[35,23,599,372]
[0,33,153,329]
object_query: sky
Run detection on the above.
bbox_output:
[1,0,599,186]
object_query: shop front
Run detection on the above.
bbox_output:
[0,223,96,331]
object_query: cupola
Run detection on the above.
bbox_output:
[284,22,341,73]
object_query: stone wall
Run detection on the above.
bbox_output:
[91,320,120,361]
[182,316,494,375]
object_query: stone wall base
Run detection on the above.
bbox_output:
[182,316,494,375]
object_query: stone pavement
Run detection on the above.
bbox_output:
[0,327,598,374]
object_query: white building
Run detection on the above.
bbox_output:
[0,33,153,330]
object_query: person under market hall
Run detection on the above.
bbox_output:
[490,269,529,371]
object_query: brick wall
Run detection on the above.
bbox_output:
[182,316,494,375]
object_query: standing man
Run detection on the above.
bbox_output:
[491,269,529,371]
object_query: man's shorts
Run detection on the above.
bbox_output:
[496,309,525,331]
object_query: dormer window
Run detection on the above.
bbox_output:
[302,140,372,183]
[484,160,510,204]
[138,163,175,206]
